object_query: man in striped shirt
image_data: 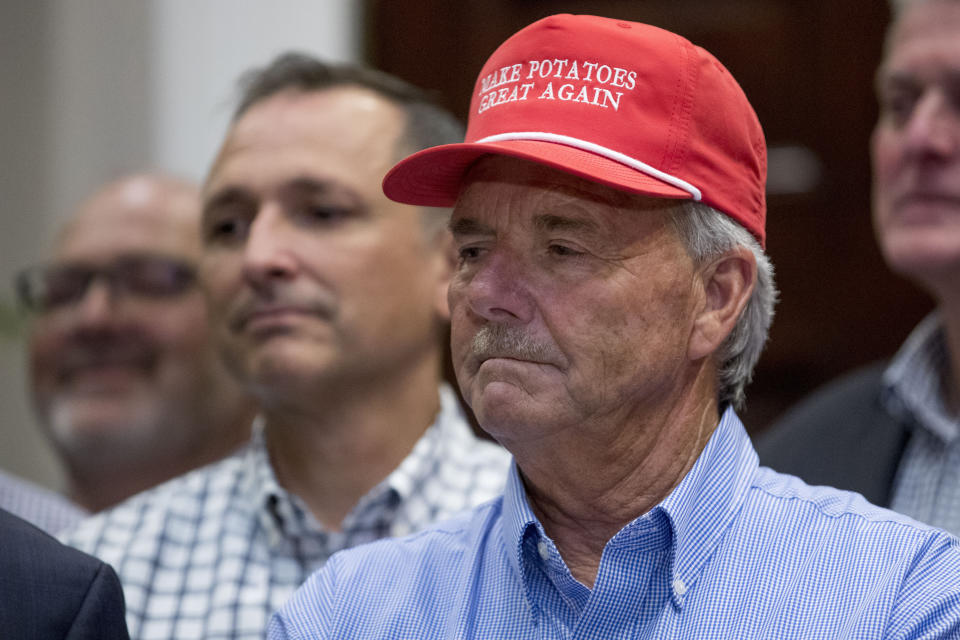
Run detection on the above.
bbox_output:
[270,14,960,639]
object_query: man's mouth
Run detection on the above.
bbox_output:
[230,299,336,334]
[893,191,960,216]
[58,351,155,388]
[241,306,312,331]
[468,325,562,371]
[478,354,543,366]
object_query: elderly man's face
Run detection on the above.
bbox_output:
[201,88,449,400]
[448,156,701,444]
[28,177,232,465]
[872,0,960,292]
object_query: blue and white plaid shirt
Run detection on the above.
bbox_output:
[63,385,510,640]
[884,313,960,536]
[270,408,960,639]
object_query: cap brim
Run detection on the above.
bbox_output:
[382,140,693,207]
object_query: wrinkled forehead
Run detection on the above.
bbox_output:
[453,155,680,236]
[457,155,679,214]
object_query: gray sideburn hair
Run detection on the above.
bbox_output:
[668,201,778,411]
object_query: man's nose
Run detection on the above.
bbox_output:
[457,250,534,324]
[903,91,960,159]
[241,208,299,289]
[72,279,118,326]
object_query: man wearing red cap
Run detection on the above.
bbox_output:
[270,15,960,639]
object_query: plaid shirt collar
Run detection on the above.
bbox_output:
[883,312,959,444]
[245,385,467,547]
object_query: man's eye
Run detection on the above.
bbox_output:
[548,244,583,257]
[880,89,919,126]
[458,246,483,262]
[302,206,351,224]
[205,217,248,244]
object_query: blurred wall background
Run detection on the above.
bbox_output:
[1,0,929,493]
[0,0,359,490]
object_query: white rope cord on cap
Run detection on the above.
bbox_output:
[475,131,703,201]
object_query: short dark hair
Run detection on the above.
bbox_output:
[233,52,464,160]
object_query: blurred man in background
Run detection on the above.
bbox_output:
[17,174,255,513]
[64,54,510,640]
[759,0,960,536]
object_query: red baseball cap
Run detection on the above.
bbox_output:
[383,14,767,246]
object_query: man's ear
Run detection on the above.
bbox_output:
[430,226,456,321]
[688,247,757,361]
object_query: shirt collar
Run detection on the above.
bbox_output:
[658,407,757,604]
[379,385,459,504]
[883,312,959,443]
[500,462,545,621]
[240,416,298,546]
[246,385,463,544]
[500,406,758,610]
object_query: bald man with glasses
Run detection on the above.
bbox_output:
[14,173,255,514]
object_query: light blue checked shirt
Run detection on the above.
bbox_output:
[270,408,960,639]
[884,313,960,536]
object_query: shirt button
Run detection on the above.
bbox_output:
[537,540,550,561]
[673,578,687,596]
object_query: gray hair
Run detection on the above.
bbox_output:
[669,202,778,411]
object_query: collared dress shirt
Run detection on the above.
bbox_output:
[270,408,960,640]
[62,386,511,640]
[884,313,960,536]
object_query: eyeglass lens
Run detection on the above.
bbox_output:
[17,255,196,312]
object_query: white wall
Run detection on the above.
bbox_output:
[149,0,360,183]
[0,0,359,490]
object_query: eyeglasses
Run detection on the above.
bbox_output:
[15,254,197,312]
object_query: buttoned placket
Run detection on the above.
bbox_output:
[573,509,675,639]
[518,509,677,640]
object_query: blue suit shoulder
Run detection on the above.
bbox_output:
[0,508,129,639]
